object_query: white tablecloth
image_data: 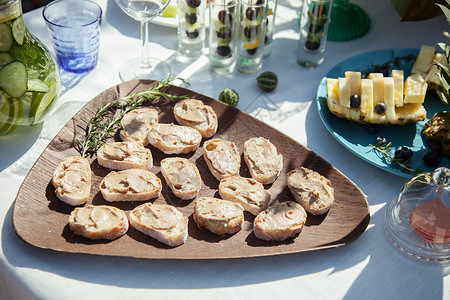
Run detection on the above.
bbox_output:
[0,0,448,299]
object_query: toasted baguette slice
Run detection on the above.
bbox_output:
[120,107,159,146]
[148,123,202,154]
[69,205,128,240]
[100,169,162,202]
[52,156,91,206]
[287,167,334,215]
[203,139,240,181]
[219,176,272,215]
[244,137,283,184]
[253,201,307,241]
[173,99,218,138]
[129,203,188,247]
[193,197,244,235]
[97,142,153,170]
[160,157,202,200]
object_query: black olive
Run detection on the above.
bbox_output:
[305,40,320,50]
[227,1,236,13]
[395,146,413,162]
[218,10,232,24]
[186,0,201,8]
[185,12,197,24]
[376,136,387,145]
[350,94,361,108]
[217,45,232,57]
[423,151,442,167]
[246,7,258,20]
[375,102,386,114]
[308,23,322,34]
[244,26,258,39]
[246,48,258,55]
[311,3,326,17]
[186,29,199,39]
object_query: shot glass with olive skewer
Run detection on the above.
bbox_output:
[209,0,238,74]
[236,0,268,74]
[177,0,206,58]
[296,0,333,68]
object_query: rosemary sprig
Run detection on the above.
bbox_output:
[369,141,423,175]
[361,52,417,77]
[76,77,189,157]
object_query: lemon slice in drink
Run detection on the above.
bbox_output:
[162,2,178,18]
[243,36,261,49]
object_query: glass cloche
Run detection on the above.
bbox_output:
[385,167,450,262]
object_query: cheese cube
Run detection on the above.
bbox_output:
[411,45,435,75]
[384,77,396,122]
[345,71,362,96]
[391,70,404,107]
[361,79,373,120]
[368,73,384,104]
[404,74,428,104]
[327,78,347,116]
[337,77,351,108]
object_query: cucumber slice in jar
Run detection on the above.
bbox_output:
[0,23,13,52]
[27,78,49,93]
[0,53,14,69]
[12,17,25,45]
[0,61,27,98]
[0,96,23,134]
[29,73,58,124]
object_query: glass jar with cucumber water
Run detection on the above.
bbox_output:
[0,0,60,135]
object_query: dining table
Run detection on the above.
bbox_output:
[0,0,449,299]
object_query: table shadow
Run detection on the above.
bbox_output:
[3,200,446,299]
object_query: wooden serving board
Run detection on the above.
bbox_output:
[12,80,370,260]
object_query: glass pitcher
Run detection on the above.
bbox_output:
[0,0,60,135]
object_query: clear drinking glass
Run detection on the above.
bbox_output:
[263,0,278,57]
[296,0,333,68]
[43,0,102,73]
[236,0,267,74]
[208,0,238,74]
[177,0,206,58]
[114,0,171,81]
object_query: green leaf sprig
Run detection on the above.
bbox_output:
[361,52,416,78]
[76,77,189,157]
[369,141,423,175]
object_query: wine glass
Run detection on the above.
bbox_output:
[114,0,172,81]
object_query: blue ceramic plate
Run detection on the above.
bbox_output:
[317,48,449,178]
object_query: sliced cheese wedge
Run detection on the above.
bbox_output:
[391,70,404,107]
[368,73,384,105]
[337,77,351,108]
[404,74,428,104]
[345,71,361,96]
[384,77,396,122]
[411,45,436,75]
[360,78,374,119]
